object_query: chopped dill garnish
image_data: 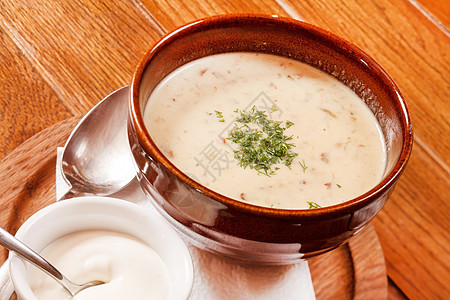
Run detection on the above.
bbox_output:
[336,184,342,188]
[299,160,308,173]
[270,105,279,113]
[215,110,225,122]
[307,201,321,209]
[228,106,298,176]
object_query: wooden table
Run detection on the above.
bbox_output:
[0,1,448,299]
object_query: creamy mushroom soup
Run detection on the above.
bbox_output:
[144,52,386,209]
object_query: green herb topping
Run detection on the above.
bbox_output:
[214,110,225,122]
[270,104,279,113]
[307,201,321,209]
[299,160,308,173]
[228,106,298,176]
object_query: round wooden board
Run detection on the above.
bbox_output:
[0,117,387,299]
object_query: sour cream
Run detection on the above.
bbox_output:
[29,230,171,300]
[144,52,386,209]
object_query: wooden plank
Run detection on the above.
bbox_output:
[279,0,450,167]
[0,0,165,115]
[309,225,388,299]
[0,27,71,161]
[414,0,450,30]
[0,118,79,252]
[387,278,408,300]
[308,245,354,299]
[372,143,450,299]
[349,226,387,299]
[140,0,290,31]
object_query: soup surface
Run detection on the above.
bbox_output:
[144,52,386,209]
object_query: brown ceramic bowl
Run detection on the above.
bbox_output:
[128,14,412,264]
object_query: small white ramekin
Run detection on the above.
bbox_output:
[9,197,193,300]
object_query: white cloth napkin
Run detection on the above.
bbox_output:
[56,148,316,300]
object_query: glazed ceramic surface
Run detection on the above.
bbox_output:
[128,14,412,263]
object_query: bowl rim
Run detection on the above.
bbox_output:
[130,13,413,219]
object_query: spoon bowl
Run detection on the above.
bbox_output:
[60,86,135,199]
[0,227,104,296]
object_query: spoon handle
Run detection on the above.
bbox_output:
[0,227,63,281]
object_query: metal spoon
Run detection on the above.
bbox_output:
[0,226,104,296]
[60,86,136,199]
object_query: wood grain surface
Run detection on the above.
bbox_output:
[0,116,387,300]
[415,0,450,30]
[0,0,448,299]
